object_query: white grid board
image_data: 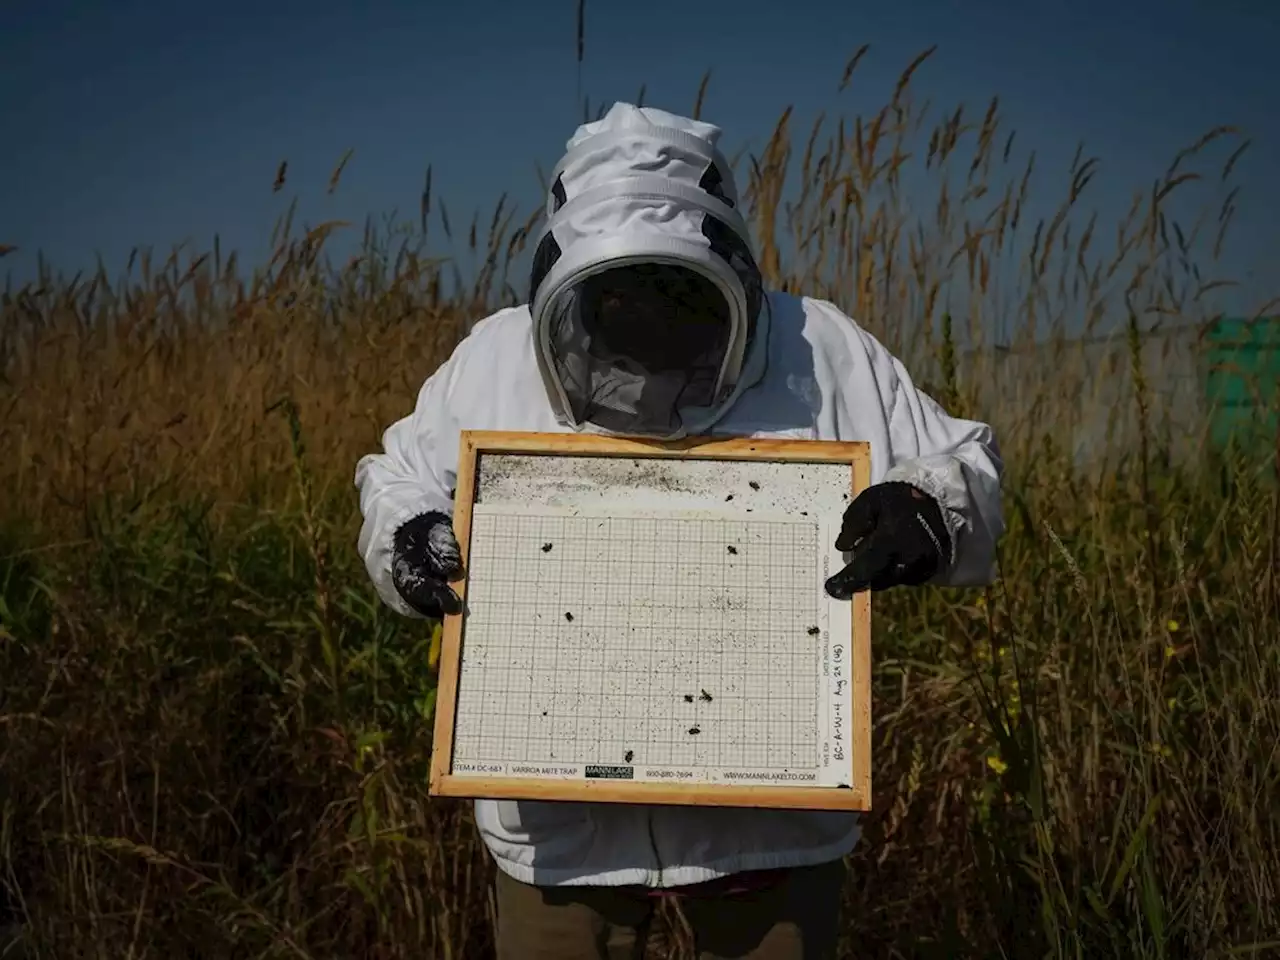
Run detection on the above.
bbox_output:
[448,453,857,790]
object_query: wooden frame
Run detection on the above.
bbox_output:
[428,430,873,811]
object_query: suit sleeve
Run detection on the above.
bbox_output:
[354,352,463,619]
[866,336,1006,587]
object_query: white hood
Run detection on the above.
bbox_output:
[528,102,766,440]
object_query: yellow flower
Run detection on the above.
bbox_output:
[1166,697,1177,711]
[1164,645,1176,660]
[986,755,1008,775]
[1167,619,1180,633]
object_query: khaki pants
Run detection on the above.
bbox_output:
[493,859,846,959]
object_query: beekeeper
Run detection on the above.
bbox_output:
[355,103,1004,959]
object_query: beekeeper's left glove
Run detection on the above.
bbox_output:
[824,481,951,598]
[391,511,464,618]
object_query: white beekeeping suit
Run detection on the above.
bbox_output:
[354,102,1004,889]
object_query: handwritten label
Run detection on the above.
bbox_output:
[830,640,848,763]
[832,700,845,762]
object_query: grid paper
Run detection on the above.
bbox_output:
[449,505,853,788]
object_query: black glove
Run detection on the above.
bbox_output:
[391,510,465,617]
[824,481,952,599]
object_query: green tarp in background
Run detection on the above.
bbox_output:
[1202,316,1280,456]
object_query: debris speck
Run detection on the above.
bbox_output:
[688,726,701,735]
[625,749,634,763]
[699,689,713,702]
[683,694,694,703]
[727,545,738,555]
[800,511,808,516]
[807,626,820,636]
[542,710,548,716]
[541,543,553,553]
[565,612,574,622]
[749,480,760,490]
[725,493,734,501]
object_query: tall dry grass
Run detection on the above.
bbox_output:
[2,47,1278,959]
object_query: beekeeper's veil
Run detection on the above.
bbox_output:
[529,103,765,439]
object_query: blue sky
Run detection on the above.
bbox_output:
[2,0,1276,321]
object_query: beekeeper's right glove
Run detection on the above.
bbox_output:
[391,511,464,618]
[823,481,952,598]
